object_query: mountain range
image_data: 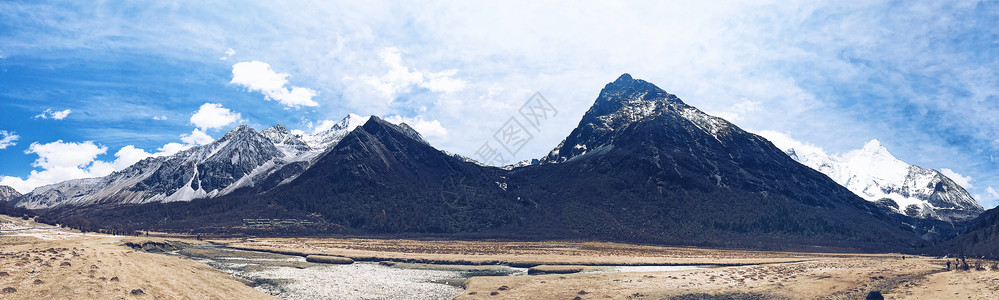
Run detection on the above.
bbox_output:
[12,114,370,209]
[6,74,986,252]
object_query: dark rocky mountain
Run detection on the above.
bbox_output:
[511,74,927,249]
[259,117,520,233]
[32,74,933,252]
[929,206,999,258]
[0,185,20,202]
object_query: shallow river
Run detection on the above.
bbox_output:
[173,244,706,299]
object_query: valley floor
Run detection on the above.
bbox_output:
[221,237,999,299]
[3,214,998,299]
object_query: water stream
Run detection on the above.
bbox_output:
[170,244,707,299]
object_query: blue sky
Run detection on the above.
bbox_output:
[1,1,998,208]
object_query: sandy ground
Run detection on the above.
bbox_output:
[883,262,999,300]
[458,258,999,299]
[0,215,272,300]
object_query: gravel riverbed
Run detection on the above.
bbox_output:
[176,244,707,299]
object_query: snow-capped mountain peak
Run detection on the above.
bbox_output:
[843,139,910,183]
[773,138,983,223]
[542,73,734,163]
[262,124,307,146]
[302,114,371,149]
[862,138,887,152]
[13,114,377,209]
[0,185,21,202]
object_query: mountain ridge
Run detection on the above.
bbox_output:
[11,114,374,209]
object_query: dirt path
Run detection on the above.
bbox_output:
[885,267,999,300]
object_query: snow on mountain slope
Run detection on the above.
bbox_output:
[777,138,983,223]
[14,114,369,209]
[0,184,23,202]
[542,74,738,163]
[302,113,370,149]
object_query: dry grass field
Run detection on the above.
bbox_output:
[4,214,999,299]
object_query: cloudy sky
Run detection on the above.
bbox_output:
[1,1,998,207]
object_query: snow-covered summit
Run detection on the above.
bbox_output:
[301,113,370,149]
[13,114,373,210]
[777,138,983,223]
[542,73,736,163]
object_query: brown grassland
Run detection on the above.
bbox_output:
[3,214,999,299]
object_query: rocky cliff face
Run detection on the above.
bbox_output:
[0,185,20,202]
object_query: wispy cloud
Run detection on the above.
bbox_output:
[33,108,72,120]
[219,48,235,60]
[383,115,448,139]
[346,47,466,103]
[941,168,973,189]
[0,130,19,149]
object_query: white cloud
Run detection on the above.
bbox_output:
[51,109,71,120]
[155,142,192,157]
[755,130,828,158]
[180,128,214,146]
[978,186,999,209]
[219,47,235,60]
[190,103,241,130]
[231,60,319,108]
[715,99,761,122]
[311,119,340,134]
[33,108,72,120]
[0,130,19,149]
[423,69,466,94]
[25,140,107,170]
[383,115,448,139]
[152,115,168,120]
[350,47,467,102]
[987,186,999,198]
[940,168,973,189]
[0,140,111,193]
[110,145,153,170]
